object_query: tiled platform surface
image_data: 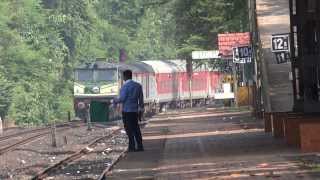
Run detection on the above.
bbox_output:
[107,109,319,180]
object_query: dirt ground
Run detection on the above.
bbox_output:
[107,108,320,180]
[0,122,123,180]
[44,131,128,180]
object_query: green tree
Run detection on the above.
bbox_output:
[128,5,177,60]
[0,73,12,119]
[0,0,249,125]
[173,0,249,57]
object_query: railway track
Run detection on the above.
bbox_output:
[3,127,21,132]
[0,121,83,155]
[0,128,48,142]
[32,127,123,180]
[0,121,82,143]
[97,149,127,180]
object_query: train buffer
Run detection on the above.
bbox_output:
[104,108,317,179]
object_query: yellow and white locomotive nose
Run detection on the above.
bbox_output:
[92,86,100,93]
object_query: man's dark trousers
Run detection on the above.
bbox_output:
[122,112,143,151]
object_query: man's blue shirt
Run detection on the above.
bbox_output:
[117,80,144,112]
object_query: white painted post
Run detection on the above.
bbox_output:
[0,116,3,135]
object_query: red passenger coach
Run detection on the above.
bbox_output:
[143,60,182,103]
[142,60,224,109]
[191,72,208,91]
[210,72,222,92]
[156,73,179,94]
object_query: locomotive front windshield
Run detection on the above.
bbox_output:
[75,69,117,82]
[95,70,117,82]
[76,69,93,81]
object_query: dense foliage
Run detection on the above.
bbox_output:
[0,0,248,125]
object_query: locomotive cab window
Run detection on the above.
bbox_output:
[75,69,117,82]
[75,69,93,82]
[95,69,117,82]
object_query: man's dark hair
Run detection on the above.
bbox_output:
[123,70,132,80]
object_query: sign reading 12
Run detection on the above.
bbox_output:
[271,34,290,52]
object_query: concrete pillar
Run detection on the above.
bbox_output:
[264,112,272,132]
[272,113,285,138]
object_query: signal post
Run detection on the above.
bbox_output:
[186,58,193,108]
[0,116,2,135]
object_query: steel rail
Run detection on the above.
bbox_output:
[32,127,122,180]
[97,148,127,180]
[0,125,80,155]
[0,121,82,143]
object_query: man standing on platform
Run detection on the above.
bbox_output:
[114,70,144,152]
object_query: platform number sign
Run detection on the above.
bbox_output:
[271,34,290,52]
[271,34,291,64]
[233,46,252,64]
[275,52,290,64]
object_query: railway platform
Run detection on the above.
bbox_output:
[106,108,319,179]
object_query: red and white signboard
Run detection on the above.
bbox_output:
[218,32,250,58]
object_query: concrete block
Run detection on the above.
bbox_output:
[300,123,320,153]
[284,117,320,147]
[284,118,301,147]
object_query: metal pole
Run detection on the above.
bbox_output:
[189,76,193,108]
[87,104,92,131]
[51,122,57,147]
[247,81,251,109]
[233,63,239,107]
[68,111,71,121]
[244,64,251,108]
[187,59,193,108]
[0,116,3,136]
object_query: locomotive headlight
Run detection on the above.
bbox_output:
[92,86,100,93]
